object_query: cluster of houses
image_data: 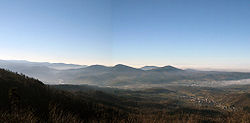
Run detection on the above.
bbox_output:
[179,95,236,111]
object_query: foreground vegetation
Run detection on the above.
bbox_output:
[1,68,250,122]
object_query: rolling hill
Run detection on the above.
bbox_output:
[0,68,130,122]
[1,68,250,122]
[1,60,250,87]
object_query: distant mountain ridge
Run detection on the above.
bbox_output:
[1,60,250,87]
[150,65,184,72]
[0,60,87,70]
[112,64,142,72]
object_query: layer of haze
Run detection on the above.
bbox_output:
[0,0,250,70]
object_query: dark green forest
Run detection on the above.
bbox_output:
[0,68,250,123]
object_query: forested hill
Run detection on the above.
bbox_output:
[1,68,250,122]
[0,68,128,122]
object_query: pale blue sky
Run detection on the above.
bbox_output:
[0,0,250,69]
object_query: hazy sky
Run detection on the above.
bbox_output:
[0,0,250,69]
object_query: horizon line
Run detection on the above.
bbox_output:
[1,59,250,72]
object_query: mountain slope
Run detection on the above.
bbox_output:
[150,65,184,72]
[1,60,250,86]
[1,68,250,122]
[0,68,128,122]
[112,64,142,72]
